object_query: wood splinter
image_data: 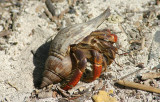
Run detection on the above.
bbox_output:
[141,72,160,80]
[116,80,160,94]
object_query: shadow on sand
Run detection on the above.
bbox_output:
[32,41,51,88]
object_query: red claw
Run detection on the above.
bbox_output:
[61,49,87,90]
[110,34,117,43]
[61,69,83,90]
[106,29,117,43]
[82,50,103,82]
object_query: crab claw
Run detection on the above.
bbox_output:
[104,29,117,43]
[107,34,117,43]
[60,49,87,90]
[81,50,103,82]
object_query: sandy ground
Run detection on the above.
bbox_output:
[0,0,160,102]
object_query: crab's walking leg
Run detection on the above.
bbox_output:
[61,49,87,90]
[91,29,118,43]
[100,40,117,65]
[91,50,103,81]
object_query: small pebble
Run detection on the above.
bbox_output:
[68,6,76,14]
[0,25,3,32]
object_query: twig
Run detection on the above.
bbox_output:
[0,30,11,37]
[141,72,160,80]
[67,83,85,95]
[43,6,53,20]
[120,68,143,80]
[68,0,72,6]
[118,23,128,36]
[114,60,123,68]
[73,0,77,6]
[11,12,17,31]
[141,37,145,50]
[58,8,69,20]
[68,95,81,100]
[116,80,160,94]
[0,3,13,8]
[157,0,160,5]
[129,39,141,44]
[37,90,53,99]
[57,86,81,98]
[43,6,58,22]
[147,38,153,65]
[123,7,160,14]
[5,81,18,91]
[43,6,62,28]
[57,86,70,97]
[9,0,14,5]
[45,0,55,16]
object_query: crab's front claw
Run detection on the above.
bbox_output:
[60,49,87,90]
[82,50,103,82]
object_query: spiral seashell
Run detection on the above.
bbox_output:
[40,8,111,88]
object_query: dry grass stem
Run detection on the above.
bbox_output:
[117,80,160,94]
[141,72,160,80]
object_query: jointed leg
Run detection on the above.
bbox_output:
[91,29,117,43]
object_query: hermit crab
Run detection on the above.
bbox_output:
[40,8,117,90]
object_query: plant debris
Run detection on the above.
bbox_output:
[116,80,160,94]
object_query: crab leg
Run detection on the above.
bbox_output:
[91,32,118,65]
[61,49,87,90]
[99,40,117,65]
[91,50,103,81]
[91,30,118,43]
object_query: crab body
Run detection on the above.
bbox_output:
[40,8,117,90]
